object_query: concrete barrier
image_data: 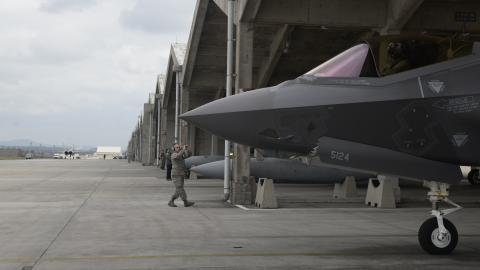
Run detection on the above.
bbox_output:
[333,175,357,199]
[255,178,278,209]
[365,175,400,209]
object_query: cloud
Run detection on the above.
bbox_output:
[121,0,195,34]
[39,0,97,13]
[0,0,196,146]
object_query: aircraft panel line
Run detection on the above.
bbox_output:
[417,76,425,98]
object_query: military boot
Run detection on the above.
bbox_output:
[183,200,195,207]
[168,199,177,207]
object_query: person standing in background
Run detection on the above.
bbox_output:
[165,147,172,180]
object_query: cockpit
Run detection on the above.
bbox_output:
[303,35,474,78]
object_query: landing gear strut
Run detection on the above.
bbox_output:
[419,181,462,254]
[467,169,480,185]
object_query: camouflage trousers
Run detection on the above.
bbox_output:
[171,175,187,201]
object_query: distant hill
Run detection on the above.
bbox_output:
[0,139,45,147]
[0,139,96,152]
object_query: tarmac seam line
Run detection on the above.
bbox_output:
[28,165,113,269]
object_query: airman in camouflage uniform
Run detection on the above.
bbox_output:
[168,144,195,207]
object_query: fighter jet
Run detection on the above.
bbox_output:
[190,157,372,183]
[181,36,480,254]
[185,155,224,169]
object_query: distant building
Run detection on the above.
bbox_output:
[95,146,122,160]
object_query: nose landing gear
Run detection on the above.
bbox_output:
[418,181,462,254]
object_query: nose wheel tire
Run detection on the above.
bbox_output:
[418,217,458,254]
[467,169,480,185]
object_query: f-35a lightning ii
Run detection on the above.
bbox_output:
[181,35,480,254]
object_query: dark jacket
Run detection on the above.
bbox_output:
[165,149,172,166]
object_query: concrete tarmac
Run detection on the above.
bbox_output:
[0,160,479,270]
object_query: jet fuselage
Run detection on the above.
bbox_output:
[181,52,480,167]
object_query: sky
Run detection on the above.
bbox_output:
[0,0,196,149]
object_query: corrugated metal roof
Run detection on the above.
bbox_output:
[172,43,187,65]
[157,74,166,94]
[148,92,155,104]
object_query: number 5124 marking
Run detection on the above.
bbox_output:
[330,151,350,162]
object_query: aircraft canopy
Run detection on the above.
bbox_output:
[304,35,474,78]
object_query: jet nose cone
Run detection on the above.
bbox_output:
[181,88,272,119]
[184,155,224,169]
[190,161,224,179]
[180,88,273,144]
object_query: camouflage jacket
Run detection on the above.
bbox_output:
[171,149,191,176]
